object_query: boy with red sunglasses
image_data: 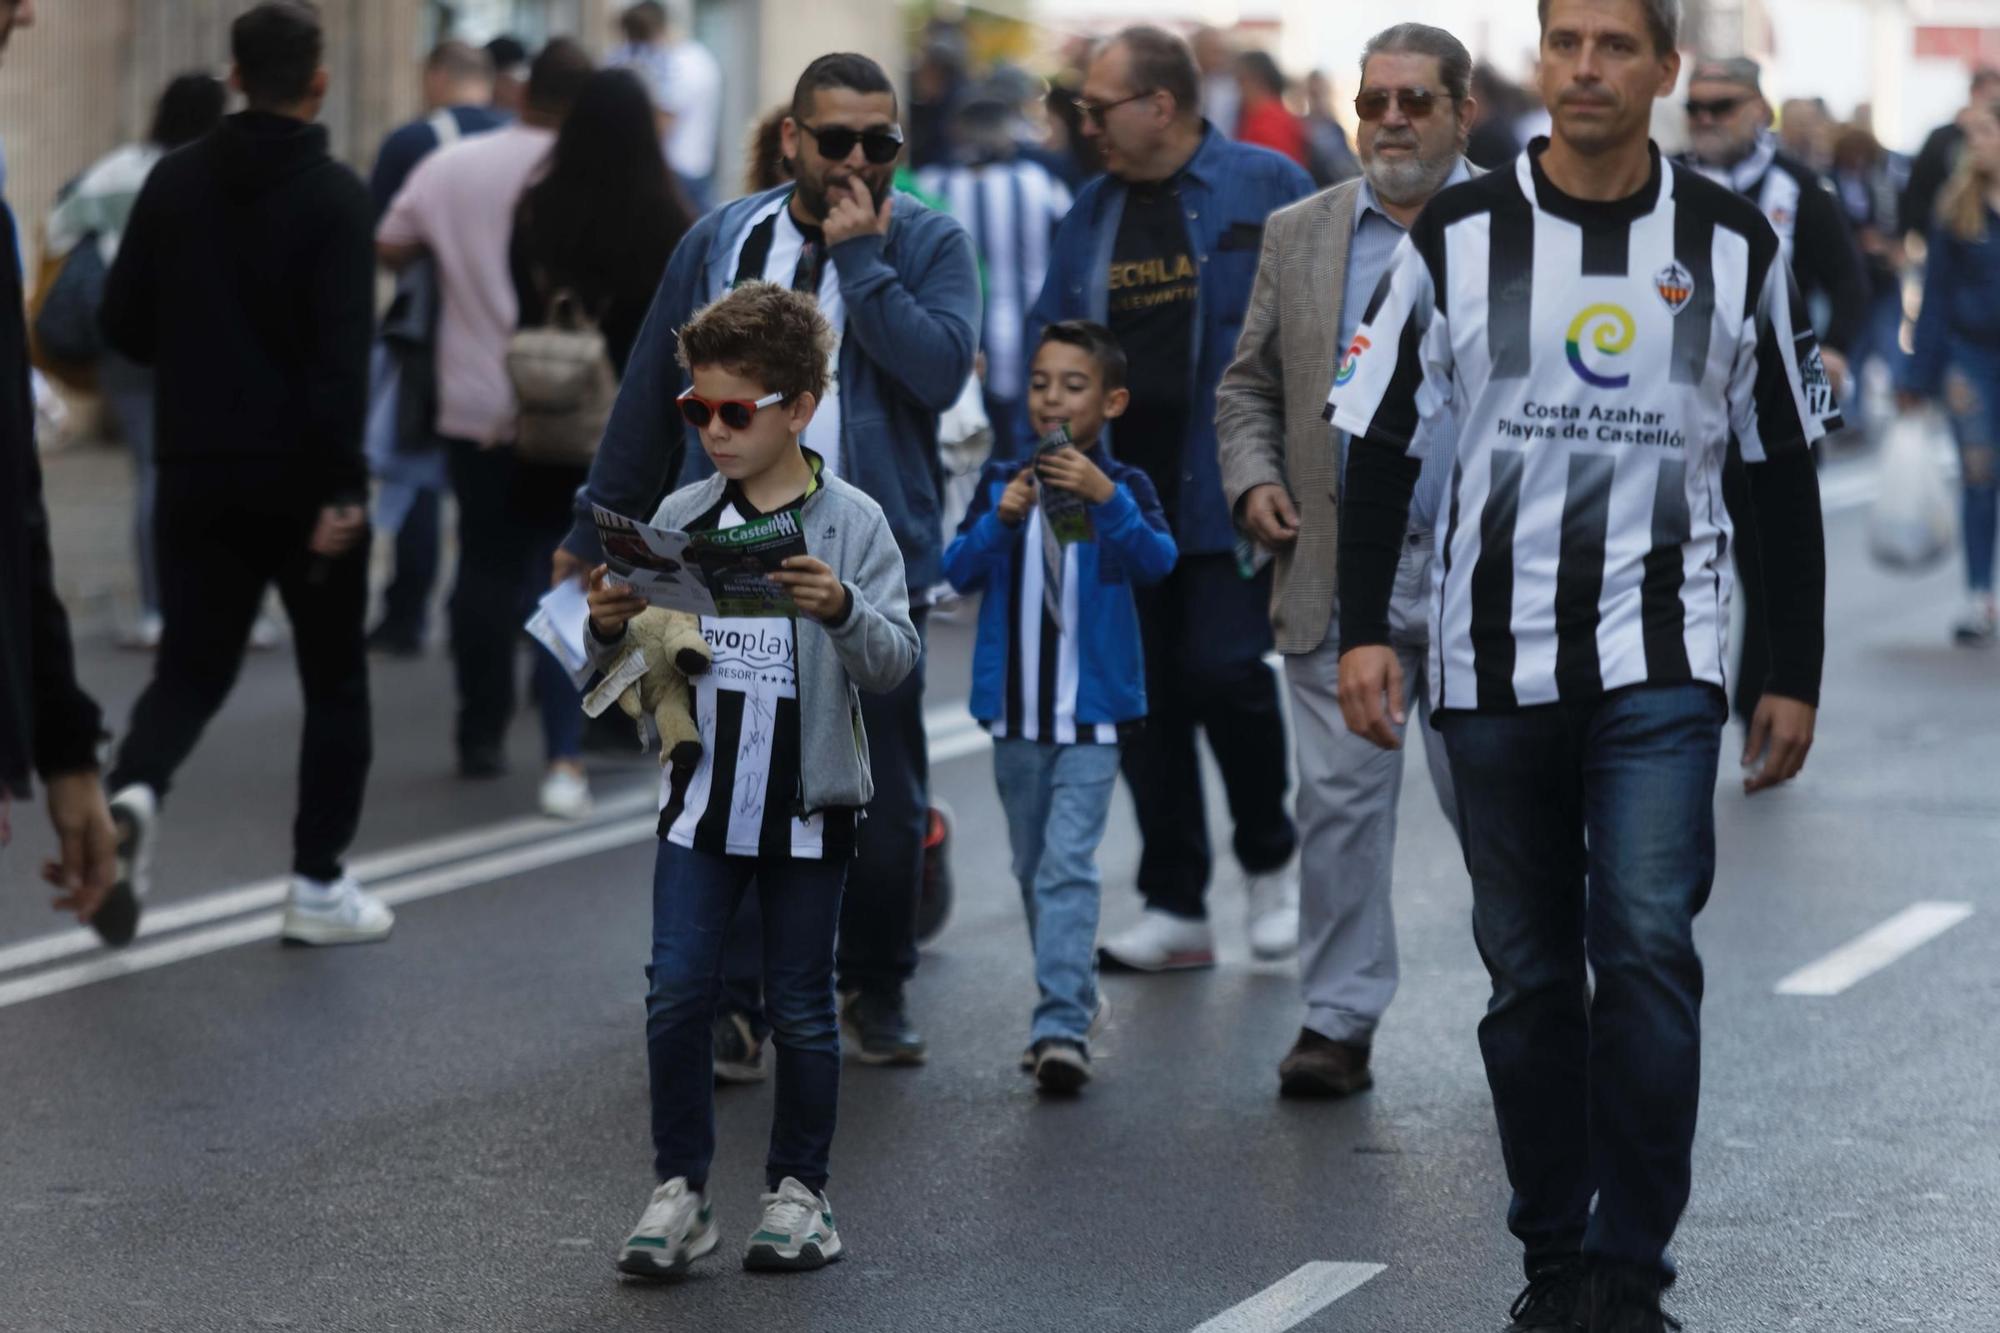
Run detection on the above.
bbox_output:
[586,282,919,1279]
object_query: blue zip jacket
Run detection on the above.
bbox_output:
[1020,125,1313,555]
[561,184,981,592]
[944,449,1178,728]
[1903,210,2000,397]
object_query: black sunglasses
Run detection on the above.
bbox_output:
[1072,90,1154,127]
[1354,87,1439,122]
[1685,95,1751,120]
[799,121,905,164]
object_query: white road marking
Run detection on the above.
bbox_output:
[1774,902,1975,996]
[0,817,657,1011]
[1190,1262,1387,1333]
[0,789,658,978]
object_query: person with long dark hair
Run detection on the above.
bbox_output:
[508,67,692,817]
[1902,99,2000,645]
[46,72,226,651]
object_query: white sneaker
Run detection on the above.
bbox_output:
[538,767,593,820]
[280,874,394,946]
[618,1178,717,1279]
[120,613,163,651]
[1953,594,1997,646]
[1097,909,1216,972]
[743,1177,843,1272]
[97,785,158,949]
[1245,862,1301,962]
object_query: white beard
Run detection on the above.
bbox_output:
[1362,147,1459,208]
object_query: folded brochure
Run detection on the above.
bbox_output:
[592,504,808,618]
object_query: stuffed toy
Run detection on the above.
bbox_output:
[582,608,712,776]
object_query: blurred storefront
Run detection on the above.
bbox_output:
[0,0,902,270]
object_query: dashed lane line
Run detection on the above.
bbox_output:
[1190,1262,1387,1333]
[1774,902,1976,997]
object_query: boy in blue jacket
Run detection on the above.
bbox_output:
[943,321,1177,1093]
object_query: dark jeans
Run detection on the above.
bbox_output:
[720,610,929,1025]
[647,840,846,1192]
[109,462,372,882]
[1123,553,1295,919]
[1436,683,1727,1283]
[374,485,440,645]
[445,439,584,762]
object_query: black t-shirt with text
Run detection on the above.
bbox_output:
[1107,178,1197,521]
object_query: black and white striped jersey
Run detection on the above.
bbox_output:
[661,492,857,861]
[1327,141,1841,712]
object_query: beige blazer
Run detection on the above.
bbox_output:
[1215,179,1365,656]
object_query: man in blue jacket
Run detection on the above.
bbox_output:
[1024,26,1312,973]
[559,52,980,1067]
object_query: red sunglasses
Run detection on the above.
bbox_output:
[678,389,785,430]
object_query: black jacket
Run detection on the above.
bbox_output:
[100,111,374,502]
[1902,121,1963,242]
[1,203,103,797]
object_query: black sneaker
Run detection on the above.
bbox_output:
[713,1010,769,1085]
[457,743,507,780]
[365,623,422,658]
[1505,1259,1584,1330]
[1583,1263,1681,1333]
[839,991,926,1066]
[1031,1038,1091,1094]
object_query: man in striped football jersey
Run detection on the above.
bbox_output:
[1326,2,1833,1329]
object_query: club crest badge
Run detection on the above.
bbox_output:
[1654,261,1695,317]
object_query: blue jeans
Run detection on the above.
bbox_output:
[1942,354,2000,594]
[992,739,1122,1046]
[1436,683,1726,1283]
[647,841,846,1192]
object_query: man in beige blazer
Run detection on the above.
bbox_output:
[1216,22,1477,1100]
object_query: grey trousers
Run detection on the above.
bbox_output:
[1284,534,1457,1046]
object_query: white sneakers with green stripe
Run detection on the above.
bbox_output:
[742,1176,843,1272]
[617,1178,717,1279]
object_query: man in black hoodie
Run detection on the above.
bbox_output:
[0,0,120,935]
[97,0,392,948]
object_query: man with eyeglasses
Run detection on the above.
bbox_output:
[561,51,980,1071]
[1678,55,1865,725]
[1025,26,1313,974]
[1218,22,1475,1102]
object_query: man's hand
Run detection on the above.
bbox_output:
[770,555,851,623]
[1742,694,1816,794]
[40,771,116,923]
[1336,645,1406,751]
[551,546,587,588]
[1820,348,1849,402]
[1036,447,1116,504]
[1896,389,1927,415]
[996,467,1037,525]
[309,504,366,558]
[1241,483,1300,548]
[823,178,891,248]
[585,563,648,639]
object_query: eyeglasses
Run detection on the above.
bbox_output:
[1685,95,1751,121]
[798,121,905,164]
[1072,90,1154,127]
[678,390,785,431]
[1354,87,1439,121]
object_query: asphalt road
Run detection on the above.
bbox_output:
[2,496,1996,1333]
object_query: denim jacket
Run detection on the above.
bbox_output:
[561,184,982,592]
[1021,126,1314,555]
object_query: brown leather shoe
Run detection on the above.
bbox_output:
[1277,1028,1374,1098]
